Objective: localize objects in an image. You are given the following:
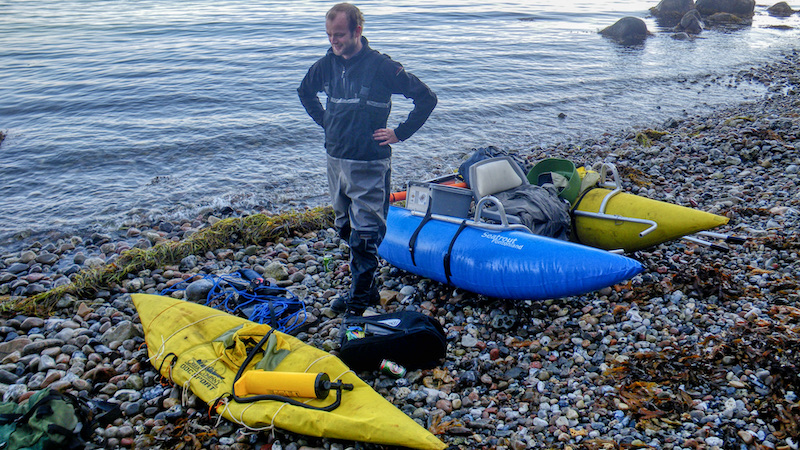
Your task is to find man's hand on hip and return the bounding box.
[373,128,399,146]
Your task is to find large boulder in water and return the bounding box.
[767,1,796,16]
[675,9,704,34]
[705,11,748,24]
[650,0,697,25]
[695,0,755,17]
[599,17,651,45]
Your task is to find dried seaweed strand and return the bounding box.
[1,207,333,316]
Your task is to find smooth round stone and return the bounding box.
[125,374,144,390]
[0,369,19,385]
[6,263,29,275]
[47,380,72,392]
[461,335,478,347]
[104,426,119,438]
[185,278,214,301]
[99,384,118,395]
[114,389,142,402]
[122,401,141,417]
[72,379,91,391]
[35,253,59,265]
[54,328,75,342]
[20,317,45,331]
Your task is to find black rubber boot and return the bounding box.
[330,294,365,316]
[329,286,381,315]
[329,231,381,315]
[348,230,380,307]
[337,223,351,241]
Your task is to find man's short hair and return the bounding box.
[326,3,364,33]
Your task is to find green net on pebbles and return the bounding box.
[1,207,334,316]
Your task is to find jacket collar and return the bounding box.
[327,37,371,66]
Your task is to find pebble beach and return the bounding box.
[1,48,799,450]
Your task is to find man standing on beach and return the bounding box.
[298,3,437,315]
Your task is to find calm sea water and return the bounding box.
[1,0,798,247]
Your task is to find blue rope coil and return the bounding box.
[161,270,307,334]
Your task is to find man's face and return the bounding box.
[326,12,361,59]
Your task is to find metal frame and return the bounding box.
[403,161,747,253]
[572,162,658,238]
[467,156,529,227]
[576,162,746,251]
[408,194,532,234]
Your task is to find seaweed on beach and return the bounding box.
[603,305,800,439]
[1,207,334,316]
[759,233,800,252]
[617,166,653,187]
[673,262,738,300]
[143,417,219,449]
[626,257,739,304]
[633,129,669,148]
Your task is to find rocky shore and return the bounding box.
[1,50,799,450]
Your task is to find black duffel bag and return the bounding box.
[338,311,447,372]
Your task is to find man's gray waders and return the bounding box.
[327,155,391,309]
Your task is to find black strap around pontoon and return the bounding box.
[408,201,433,266]
[443,220,469,285]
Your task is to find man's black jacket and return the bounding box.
[298,37,437,161]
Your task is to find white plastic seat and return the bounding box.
[468,156,529,226]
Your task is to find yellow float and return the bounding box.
[569,163,729,252]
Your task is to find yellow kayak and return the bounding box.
[132,293,446,450]
[572,188,729,252]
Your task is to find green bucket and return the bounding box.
[527,158,581,205]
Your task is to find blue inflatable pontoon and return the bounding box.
[379,205,642,300]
